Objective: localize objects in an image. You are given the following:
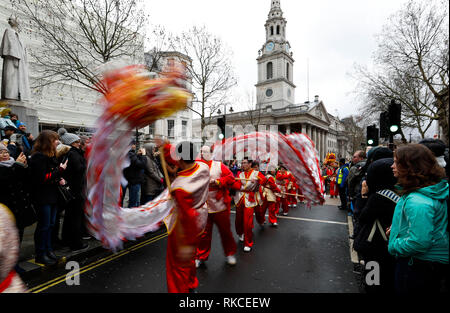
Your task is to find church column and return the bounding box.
[286,124,291,135]
[313,126,317,147]
[317,129,322,160]
[322,130,325,161]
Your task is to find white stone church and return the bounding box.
[193,0,355,161]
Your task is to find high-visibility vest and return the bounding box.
[337,166,348,185]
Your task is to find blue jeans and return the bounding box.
[34,204,58,257]
[143,194,157,204]
[127,184,141,208]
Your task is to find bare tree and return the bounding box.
[11,0,148,95]
[144,25,173,74]
[237,90,264,130]
[352,0,449,143]
[170,26,237,141]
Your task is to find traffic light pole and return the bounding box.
[388,133,394,151]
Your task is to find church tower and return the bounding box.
[256,0,295,110]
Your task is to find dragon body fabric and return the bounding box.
[212,131,324,207]
[85,65,190,251]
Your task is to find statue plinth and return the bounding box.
[4,99,39,137]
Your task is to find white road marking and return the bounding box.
[230,210,347,226]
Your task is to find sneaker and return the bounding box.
[282,212,288,216]
[243,246,251,252]
[271,222,278,227]
[226,255,237,265]
[293,204,297,208]
[238,235,244,242]
[35,255,57,266]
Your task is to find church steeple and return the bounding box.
[265,0,287,42]
[256,0,295,110]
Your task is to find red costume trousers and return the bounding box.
[281,197,289,214]
[330,180,339,197]
[166,232,199,293]
[287,193,297,205]
[196,209,237,260]
[255,203,266,225]
[257,201,278,224]
[235,201,255,248]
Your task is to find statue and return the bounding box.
[1,16,31,101]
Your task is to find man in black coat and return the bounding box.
[122,141,147,208]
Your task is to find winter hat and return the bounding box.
[57,128,80,145]
[0,143,7,151]
[3,125,16,132]
[366,158,396,194]
[419,138,447,168]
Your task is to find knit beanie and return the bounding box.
[0,143,7,151]
[57,128,80,145]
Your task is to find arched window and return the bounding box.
[267,62,273,79]
[276,25,280,35]
[270,26,274,36]
[286,63,290,80]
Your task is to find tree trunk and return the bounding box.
[437,96,449,145]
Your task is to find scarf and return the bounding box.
[0,157,14,167]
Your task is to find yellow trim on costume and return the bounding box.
[177,163,199,177]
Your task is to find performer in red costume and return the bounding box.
[328,164,339,198]
[161,141,210,293]
[276,165,290,216]
[286,170,298,208]
[232,157,266,252]
[259,164,282,226]
[195,146,237,268]
[252,162,266,228]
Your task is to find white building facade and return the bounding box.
[143,51,194,144]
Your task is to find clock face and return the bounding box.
[266,42,274,52]
[266,88,273,97]
[285,43,290,52]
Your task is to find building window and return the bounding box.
[149,123,155,137]
[270,26,274,36]
[276,25,280,35]
[286,63,289,80]
[167,120,175,139]
[267,62,273,79]
[181,120,188,139]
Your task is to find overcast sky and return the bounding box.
[144,0,411,120]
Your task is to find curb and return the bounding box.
[18,227,167,283]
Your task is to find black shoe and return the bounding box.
[35,255,57,266]
[71,242,89,253]
[47,251,59,261]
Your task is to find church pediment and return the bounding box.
[307,101,331,124]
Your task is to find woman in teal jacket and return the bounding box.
[389,144,448,293]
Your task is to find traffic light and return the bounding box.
[379,111,389,138]
[366,125,379,146]
[388,100,401,134]
[217,115,226,140]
